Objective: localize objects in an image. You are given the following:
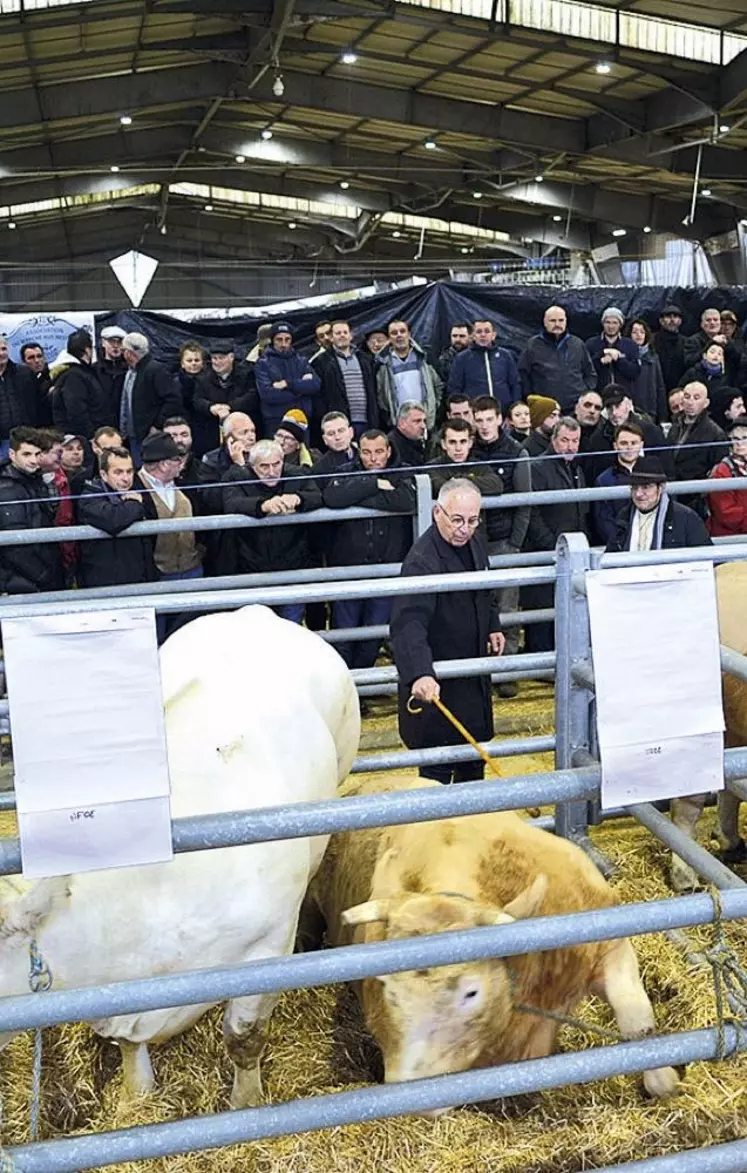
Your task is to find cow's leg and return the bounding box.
[223,993,278,1109]
[119,1040,155,1098]
[717,789,745,860]
[669,794,707,891]
[591,940,679,1099]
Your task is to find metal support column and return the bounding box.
[414,473,433,538]
[554,533,593,840]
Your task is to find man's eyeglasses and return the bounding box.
[443,513,480,529]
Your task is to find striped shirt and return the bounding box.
[335,347,368,422]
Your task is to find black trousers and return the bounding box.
[419,760,485,785]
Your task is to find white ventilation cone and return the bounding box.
[109,250,159,308]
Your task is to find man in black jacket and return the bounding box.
[391,477,505,784]
[163,416,212,515]
[472,396,531,691]
[77,447,158,588]
[52,329,111,438]
[685,307,742,386]
[605,456,711,552]
[191,342,259,456]
[0,338,43,458]
[653,304,688,392]
[312,412,357,479]
[584,386,671,484]
[524,416,589,653]
[0,426,61,594]
[669,380,728,517]
[430,418,504,500]
[387,401,429,467]
[120,332,183,460]
[222,439,322,622]
[313,321,379,440]
[93,326,128,421]
[324,429,415,669]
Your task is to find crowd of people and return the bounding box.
[0,301,743,680]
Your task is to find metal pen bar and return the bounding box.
[0,566,557,621]
[350,652,556,687]
[595,1136,747,1172]
[601,542,747,568]
[571,660,596,689]
[321,607,555,645]
[0,767,603,876]
[629,802,746,890]
[351,734,557,773]
[7,1026,747,1173]
[720,645,747,683]
[2,889,747,1033]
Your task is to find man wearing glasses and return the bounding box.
[391,478,505,785]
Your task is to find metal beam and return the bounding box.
[721,47,747,111]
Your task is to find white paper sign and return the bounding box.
[2,609,173,876]
[587,562,725,808]
[18,797,173,878]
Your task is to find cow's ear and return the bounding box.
[341,899,392,927]
[503,874,547,921]
[0,877,71,939]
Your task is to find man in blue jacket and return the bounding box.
[586,307,640,393]
[447,319,520,410]
[254,322,321,438]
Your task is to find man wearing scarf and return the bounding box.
[605,456,710,553]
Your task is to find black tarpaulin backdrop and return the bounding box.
[96,283,747,367]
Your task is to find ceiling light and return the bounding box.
[110,165,120,173]
[595,61,611,74]
[720,124,731,133]
[535,174,544,183]
[341,50,358,64]
[339,180,350,189]
[552,214,563,222]
[392,230,401,238]
[424,138,437,150]
[288,221,297,229]
[611,228,626,237]
[7,221,16,229]
[643,225,652,233]
[701,187,712,197]
[235,154,245,164]
[272,74,284,97]
[160,225,167,235]
[261,128,273,141]
[119,114,132,126]
[473,191,483,199]
[204,204,213,212]
[460,246,470,254]
[522,236,533,243]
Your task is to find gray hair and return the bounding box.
[437,477,481,507]
[552,416,580,440]
[221,411,253,439]
[249,439,283,467]
[397,400,426,422]
[122,332,149,357]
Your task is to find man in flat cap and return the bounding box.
[94,325,128,421]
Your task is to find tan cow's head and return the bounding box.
[342,874,546,1092]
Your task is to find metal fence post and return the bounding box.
[554,532,592,841]
[414,473,433,538]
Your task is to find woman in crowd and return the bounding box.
[505,400,531,442]
[707,417,747,537]
[682,340,733,396]
[624,319,667,423]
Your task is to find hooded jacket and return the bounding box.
[447,342,521,410]
[51,352,112,437]
[254,346,321,438]
[375,341,444,430]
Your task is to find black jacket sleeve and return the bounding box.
[78,491,147,536]
[390,552,438,686]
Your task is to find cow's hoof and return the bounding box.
[720,838,747,865]
[670,857,700,892]
[643,1065,680,1099]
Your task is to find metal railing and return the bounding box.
[0,533,745,1171]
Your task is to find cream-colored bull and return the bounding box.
[307,775,679,1108]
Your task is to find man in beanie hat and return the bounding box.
[586,307,640,393]
[274,409,320,467]
[518,305,597,412]
[138,430,203,639]
[605,455,710,553]
[520,394,560,457]
[653,304,688,392]
[255,321,321,439]
[51,329,111,439]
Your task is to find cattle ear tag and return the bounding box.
[341,899,392,927]
[503,874,548,921]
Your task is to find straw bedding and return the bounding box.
[1,682,746,1172]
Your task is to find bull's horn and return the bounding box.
[504,874,548,920]
[341,899,392,926]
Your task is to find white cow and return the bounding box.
[0,606,359,1107]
